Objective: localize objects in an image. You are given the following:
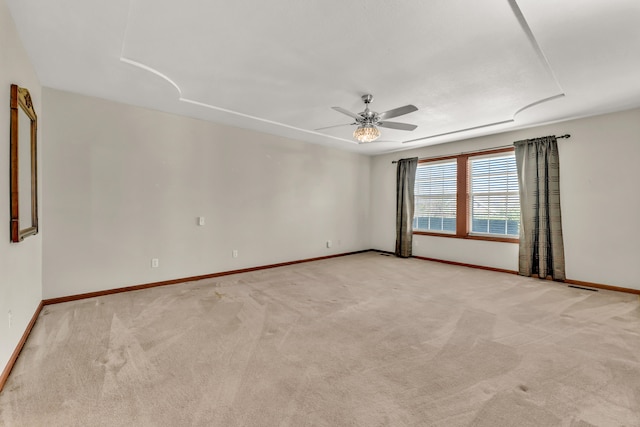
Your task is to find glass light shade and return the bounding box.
[353,124,380,143]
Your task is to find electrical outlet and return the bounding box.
[232,249,238,258]
[151,258,159,268]
[326,240,332,248]
[198,216,205,226]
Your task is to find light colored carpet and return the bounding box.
[1,252,639,426]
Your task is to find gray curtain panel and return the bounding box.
[514,136,566,281]
[395,157,418,258]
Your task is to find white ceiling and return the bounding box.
[7,0,640,155]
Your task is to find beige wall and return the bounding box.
[42,88,371,299]
[370,108,640,290]
[0,0,43,372]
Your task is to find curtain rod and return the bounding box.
[392,134,570,163]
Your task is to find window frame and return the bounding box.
[413,147,519,243]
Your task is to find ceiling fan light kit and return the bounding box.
[327,94,418,144]
[353,124,381,143]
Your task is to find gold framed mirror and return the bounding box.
[10,84,38,242]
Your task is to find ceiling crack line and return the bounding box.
[402,119,514,144]
[178,97,354,144]
[514,93,566,117]
[120,57,183,96]
[508,0,565,93]
[119,56,354,144]
[402,93,566,144]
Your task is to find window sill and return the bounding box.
[413,231,519,244]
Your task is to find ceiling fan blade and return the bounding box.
[377,105,418,120]
[314,123,355,131]
[378,121,418,131]
[332,106,362,120]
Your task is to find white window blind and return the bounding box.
[413,160,457,233]
[470,154,520,237]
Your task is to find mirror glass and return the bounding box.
[18,106,32,227]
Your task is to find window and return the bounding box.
[413,160,457,233]
[470,154,520,237]
[413,148,520,242]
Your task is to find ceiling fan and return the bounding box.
[318,94,418,143]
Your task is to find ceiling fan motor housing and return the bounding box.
[359,95,376,124]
